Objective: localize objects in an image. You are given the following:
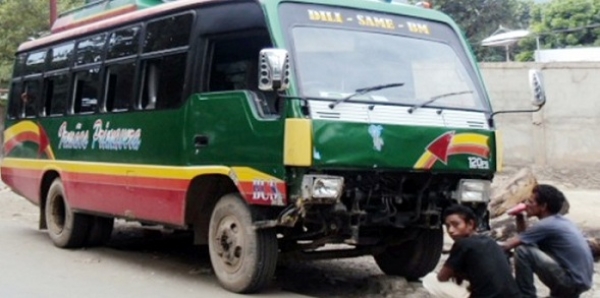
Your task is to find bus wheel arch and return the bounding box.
[185,174,238,245]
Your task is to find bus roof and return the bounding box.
[50,0,165,34]
[18,0,226,52]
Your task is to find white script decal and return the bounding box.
[57,120,142,151]
[92,120,142,151]
[58,122,89,150]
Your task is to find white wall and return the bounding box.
[480,62,600,168]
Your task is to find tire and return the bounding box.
[208,193,278,293]
[45,178,91,248]
[374,228,443,280]
[86,216,114,246]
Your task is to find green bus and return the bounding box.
[1,0,545,293]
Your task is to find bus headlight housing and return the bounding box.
[454,179,491,203]
[302,175,344,203]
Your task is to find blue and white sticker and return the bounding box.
[368,124,384,151]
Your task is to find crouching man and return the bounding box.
[424,205,521,298]
[500,184,593,298]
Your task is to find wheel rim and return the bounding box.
[49,194,66,234]
[213,215,245,274]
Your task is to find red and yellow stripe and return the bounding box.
[1,158,286,226]
[414,133,489,169]
[4,121,55,159]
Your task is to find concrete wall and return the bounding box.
[480,62,600,168]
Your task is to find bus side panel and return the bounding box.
[1,164,42,205]
[0,157,190,226]
[185,92,287,205]
[2,120,48,204]
[28,108,189,226]
[63,171,188,226]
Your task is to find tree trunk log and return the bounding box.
[488,168,538,219]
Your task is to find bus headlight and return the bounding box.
[454,179,491,203]
[302,175,344,203]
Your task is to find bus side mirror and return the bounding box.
[489,68,547,122]
[258,49,290,91]
[529,69,546,107]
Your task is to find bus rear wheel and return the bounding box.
[208,193,278,293]
[45,178,91,248]
[373,228,443,280]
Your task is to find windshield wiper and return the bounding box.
[407,90,474,114]
[328,82,404,109]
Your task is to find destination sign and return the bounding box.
[306,9,430,35]
[278,3,461,43]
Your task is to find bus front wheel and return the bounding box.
[373,228,443,280]
[45,178,91,248]
[208,193,278,293]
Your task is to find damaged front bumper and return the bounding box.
[254,174,345,229]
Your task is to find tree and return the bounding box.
[516,0,600,61]
[430,0,534,62]
[0,0,83,87]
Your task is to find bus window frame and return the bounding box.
[19,76,44,119]
[68,32,108,116]
[142,11,195,54]
[48,42,75,71]
[201,30,280,117]
[12,54,27,78]
[70,66,103,115]
[75,33,108,66]
[132,9,195,112]
[103,58,138,113]
[23,50,48,76]
[106,24,142,62]
[42,70,72,117]
[7,6,207,120]
[136,48,190,111]
[7,80,23,120]
[101,22,144,114]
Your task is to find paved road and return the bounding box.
[0,188,310,298]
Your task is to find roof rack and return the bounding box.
[51,0,168,33]
[369,0,432,8]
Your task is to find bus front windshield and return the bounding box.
[291,27,487,111]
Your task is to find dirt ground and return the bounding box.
[1,166,599,298]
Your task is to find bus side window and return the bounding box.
[139,53,186,110]
[49,43,74,71]
[42,79,53,117]
[7,82,22,119]
[44,73,69,116]
[12,54,26,78]
[76,34,107,66]
[21,80,41,118]
[105,62,135,112]
[140,61,158,110]
[107,26,140,60]
[24,51,47,75]
[72,68,100,114]
[143,13,192,53]
[207,34,277,115]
